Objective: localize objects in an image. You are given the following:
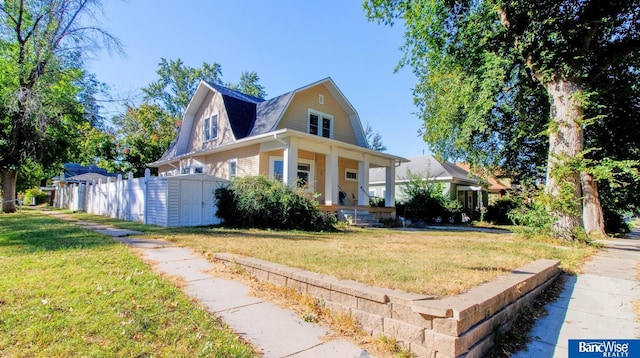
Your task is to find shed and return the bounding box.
[146,174,229,227]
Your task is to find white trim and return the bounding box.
[307,109,333,139]
[269,156,284,181]
[297,159,315,192]
[227,158,237,180]
[203,113,219,142]
[150,128,407,168]
[268,155,315,192]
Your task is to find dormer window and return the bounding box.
[203,114,218,142]
[308,110,332,138]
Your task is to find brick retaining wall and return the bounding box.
[214,253,560,357]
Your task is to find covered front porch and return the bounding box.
[258,130,404,213]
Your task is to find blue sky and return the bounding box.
[88,1,430,158]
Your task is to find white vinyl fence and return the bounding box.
[54,170,228,227]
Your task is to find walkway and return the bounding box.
[40,210,372,358]
[513,229,640,358]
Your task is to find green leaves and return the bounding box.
[111,103,178,177]
[142,58,223,118]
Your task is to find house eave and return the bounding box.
[148,128,407,168]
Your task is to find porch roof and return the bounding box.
[148,128,407,168]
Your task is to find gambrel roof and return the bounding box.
[152,78,368,166]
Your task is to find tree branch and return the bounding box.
[590,37,640,79]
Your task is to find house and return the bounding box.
[369,155,488,217]
[454,163,512,205]
[148,78,406,216]
[52,163,120,208]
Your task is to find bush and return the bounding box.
[507,191,555,236]
[603,209,631,235]
[485,195,522,224]
[215,175,336,231]
[369,196,385,207]
[23,188,49,205]
[399,170,461,223]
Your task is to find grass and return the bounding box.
[0,210,257,357]
[66,209,597,298]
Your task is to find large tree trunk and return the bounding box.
[1,169,18,213]
[581,171,606,237]
[545,79,584,240]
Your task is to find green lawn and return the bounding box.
[68,210,597,298]
[0,211,257,357]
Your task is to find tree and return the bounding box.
[227,71,267,99]
[111,103,177,177]
[583,57,640,233]
[364,122,387,151]
[365,0,640,239]
[74,121,118,172]
[0,0,120,213]
[142,58,223,118]
[118,59,268,175]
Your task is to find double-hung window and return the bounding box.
[228,159,237,180]
[308,110,332,139]
[269,157,314,191]
[203,114,218,141]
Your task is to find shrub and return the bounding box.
[369,196,385,207]
[23,188,49,205]
[603,209,631,235]
[399,170,461,223]
[486,195,522,224]
[507,190,555,236]
[215,175,335,231]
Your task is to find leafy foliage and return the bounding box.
[507,195,555,237]
[364,122,387,152]
[23,188,48,205]
[111,104,178,176]
[485,195,522,225]
[397,170,461,223]
[142,58,223,118]
[226,71,267,99]
[215,175,336,231]
[364,0,640,238]
[0,0,121,212]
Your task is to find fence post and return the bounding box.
[98,178,104,216]
[116,175,122,219]
[91,179,96,214]
[143,169,150,225]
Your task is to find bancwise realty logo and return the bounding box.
[569,340,640,357]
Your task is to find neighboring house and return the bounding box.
[369,155,488,216]
[148,78,406,212]
[454,163,512,205]
[51,163,120,208]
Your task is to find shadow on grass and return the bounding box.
[167,226,336,242]
[58,209,340,242]
[0,212,116,253]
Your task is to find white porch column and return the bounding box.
[357,155,370,206]
[324,146,338,205]
[385,161,396,207]
[283,137,298,188]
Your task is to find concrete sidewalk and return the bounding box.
[513,229,640,358]
[40,210,373,358]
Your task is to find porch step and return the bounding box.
[337,210,384,228]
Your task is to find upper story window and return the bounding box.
[203,114,218,142]
[308,110,332,139]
